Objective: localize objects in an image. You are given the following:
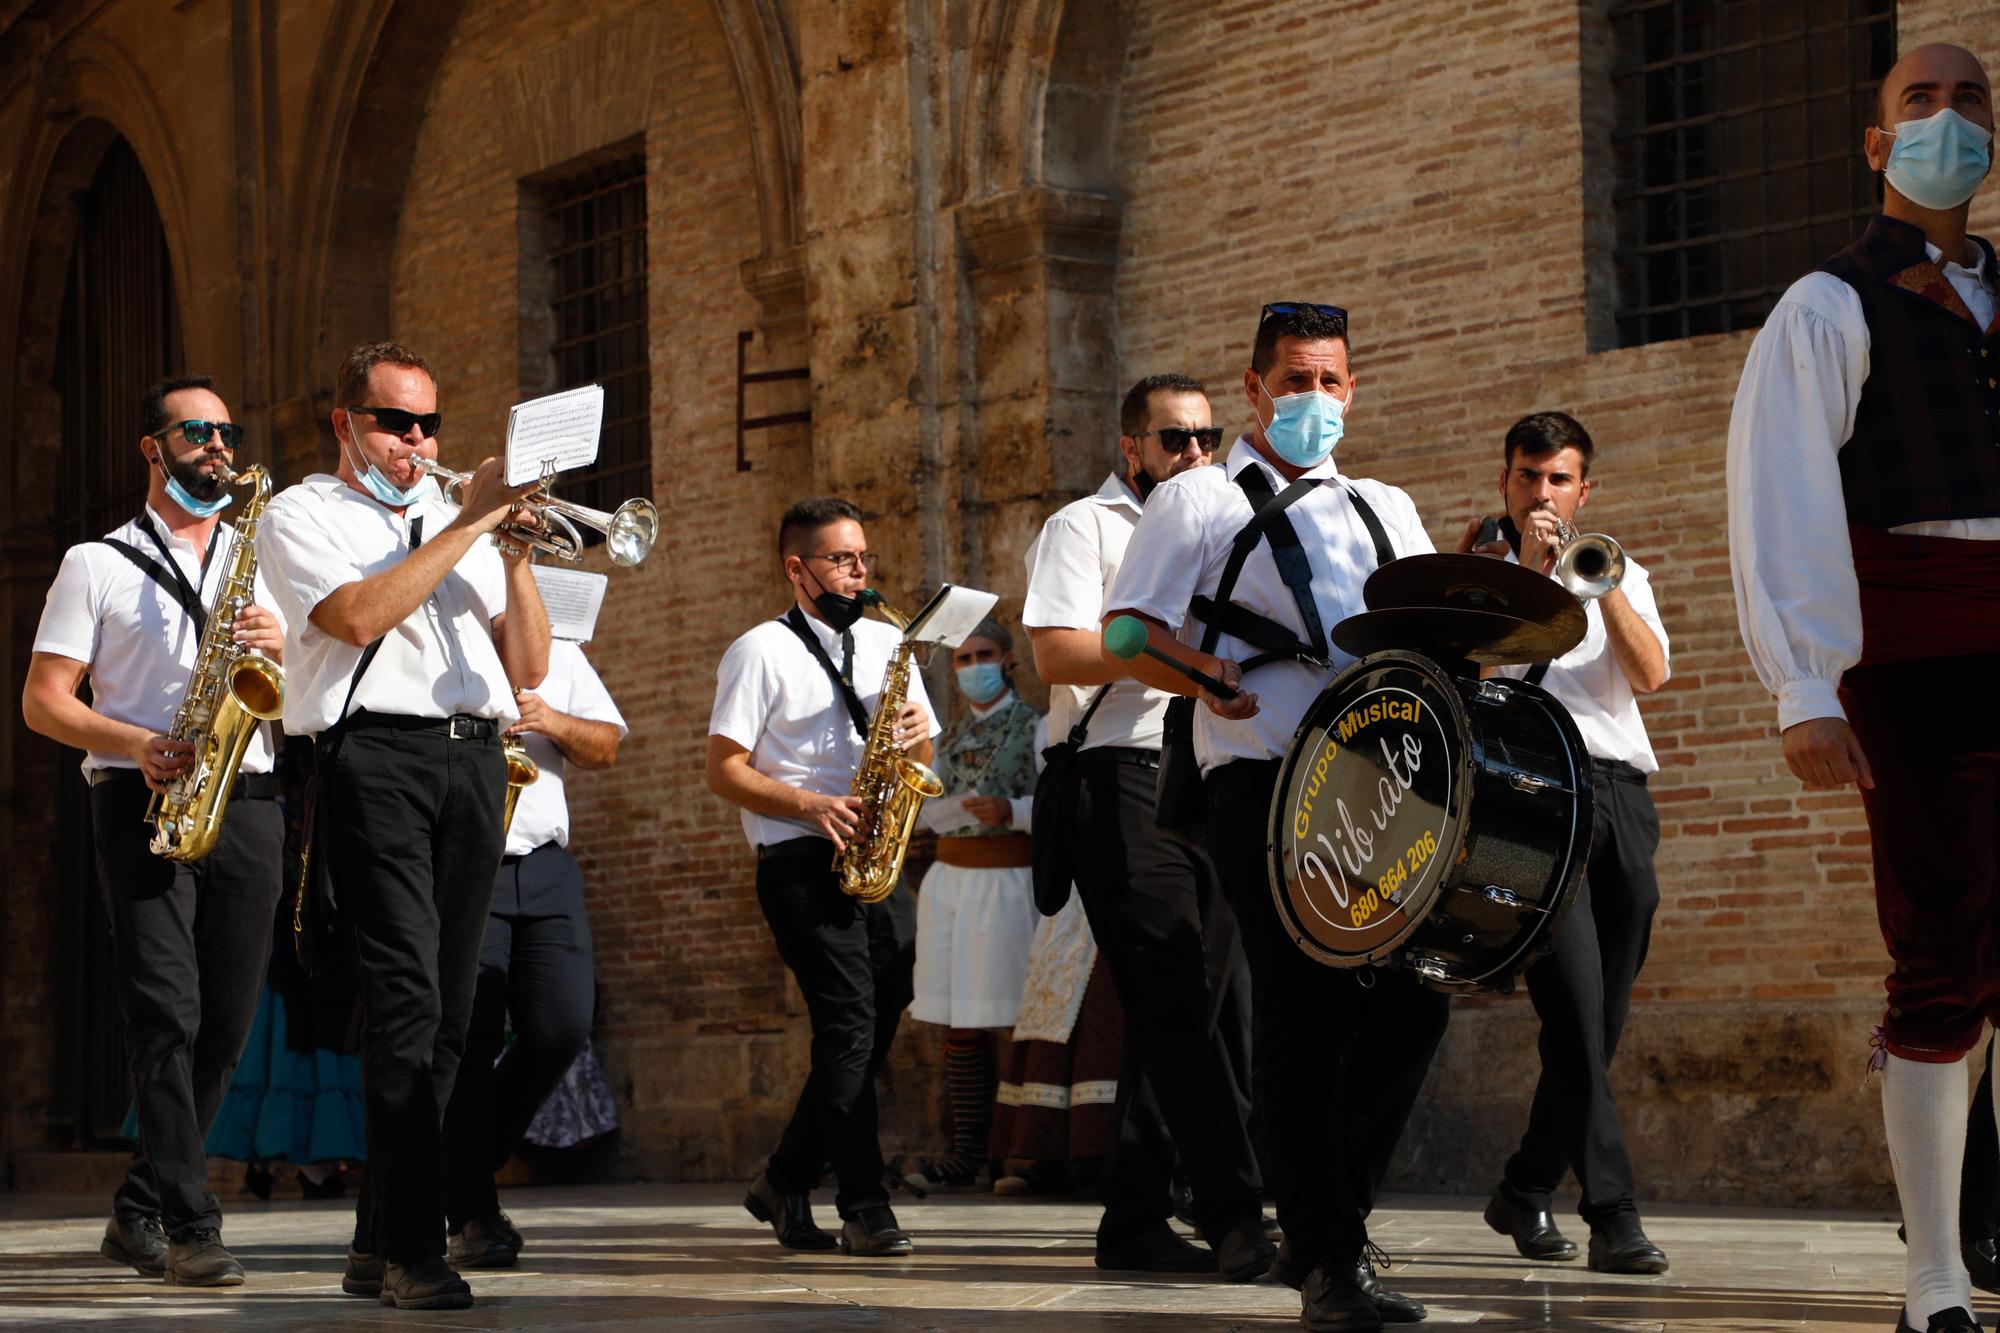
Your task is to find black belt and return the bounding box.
[344,711,498,741]
[1083,745,1161,769]
[87,768,280,801]
[1591,757,1648,785]
[500,840,559,866]
[757,835,833,861]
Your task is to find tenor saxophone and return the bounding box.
[834,591,944,903]
[147,465,286,862]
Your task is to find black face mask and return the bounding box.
[1131,465,1158,502]
[801,563,868,630]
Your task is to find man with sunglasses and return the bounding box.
[1104,304,1444,1331]
[256,341,550,1311]
[1023,373,1270,1278]
[24,374,287,1288]
[706,497,936,1257]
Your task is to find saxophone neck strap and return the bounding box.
[782,604,870,740]
[99,530,212,639]
[329,515,420,737]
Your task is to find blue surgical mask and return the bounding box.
[164,473,232,518]
[1884,108,1994,211]
[1259,379,1346,468]
[342,424,435,508]
[956,661,1007,705]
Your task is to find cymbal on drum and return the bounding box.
[1365,552,1579,623]
[1331,606,1584,667]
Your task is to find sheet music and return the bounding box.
[531,565,609,642]
[904,583,999,648]
[506,385,604,485]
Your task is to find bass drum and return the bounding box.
[1265,650,1594,994]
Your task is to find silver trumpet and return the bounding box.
[1551,516,1625,601]
[412,457,659,567]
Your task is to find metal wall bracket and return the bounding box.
[735,329,810,473]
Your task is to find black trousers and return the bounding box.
[1066,748,1262,1240]
[91,772,283,1241]
[1965,1036,2000,1241]
[757,837,914,1218]
[441,841,596,1230]
[1503,760,1661,1223]
[326,722,505,1263]
[1205,758,1451,1271]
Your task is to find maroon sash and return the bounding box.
[1850,522,2000,667]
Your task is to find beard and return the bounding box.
[164,451,228,501]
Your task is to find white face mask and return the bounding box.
[1883,107,1995,211]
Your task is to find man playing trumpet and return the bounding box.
[257,342,549,1310]
[1458,410,1671,1276]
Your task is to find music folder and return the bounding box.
[902,583,998,648]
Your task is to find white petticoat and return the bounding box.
[909,860,1039,1029]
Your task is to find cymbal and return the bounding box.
[1331,606,1585,667]
[1365,553,1578,626]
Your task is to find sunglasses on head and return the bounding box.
[156,419,244,450]
[1135,426,1224,453]
[349,406,442,438]
[1259,301,1349,327]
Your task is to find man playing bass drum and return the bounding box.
[705,497,937,1258]
[1103,302,1440,1333]
[23,375,286,1288]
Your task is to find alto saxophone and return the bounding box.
[147,465,286,862]
[835,591,944,903]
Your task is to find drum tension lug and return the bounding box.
[1480,884,1523,908]
[1476,680,1514,704]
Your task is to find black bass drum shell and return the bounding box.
[1265,650,1594,993]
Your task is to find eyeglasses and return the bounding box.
[1259,301,1348,326]
[349,406,442,439]
[155,419,244,450]
[1135,426,1224,453]
[805,551,880,575]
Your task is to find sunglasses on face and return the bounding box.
[349,406,442,439]
[157,419,244,450]
[1135,426,1224,453]
[1259,300,1349,326]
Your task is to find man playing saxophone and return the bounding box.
[22,375,286,1288]
[256,342,550,1311]
[705,497,937,1257]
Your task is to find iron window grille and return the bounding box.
[1610,0,1895,347]
[545,153,651,527]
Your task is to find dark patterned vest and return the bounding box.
[1819,215,2000,528]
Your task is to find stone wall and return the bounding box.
[3,0,1998,1208]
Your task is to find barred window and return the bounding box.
[542,151,650,525]
[1610,0,1895,347]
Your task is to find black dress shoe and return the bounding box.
[100,1214,168,1276]
[1894,1306,1981,1333]
[494,1208,523,1252]
[1355,1252,1426,1323]
[1095,1221,1218,1273]
[1484,1183,1579,1261]
[1301,1262,1386,1332]
[1965,1236,2000,1295]
[1204,1215,1276,1283]
[839,1205,913,1256]
[164,1228,245,1286]
[379,1255,472,1310]
[447,1213,519,1269]
[1587,1210,1669,1274]
[744,1171,837,1251]
[341,1246,382,1297]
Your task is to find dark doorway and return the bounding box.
[48,135,185,1147]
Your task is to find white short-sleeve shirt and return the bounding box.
[1106,436,1434,774]
[256,474,518,736]
[1023,472,1177,751]
[1493,553,1669,773]
[709,606,942,850]
[506,639,629,856]
[32,505,285,777]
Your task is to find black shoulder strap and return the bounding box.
[327,516,419,737]
[100,537,209,638]
[782,605,870,740]
[1343,486,1395,567]
[1524,661,1552,688]
[1187,468,1327,672]
[1065,685,1111,747]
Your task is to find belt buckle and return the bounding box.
[448,715,477,741]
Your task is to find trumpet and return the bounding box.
[1550,517,1625,602]
[411,457,659,567]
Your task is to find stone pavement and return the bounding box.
[0,1181,1945,1330]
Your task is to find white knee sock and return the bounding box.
[1883,1051,1972,1324]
